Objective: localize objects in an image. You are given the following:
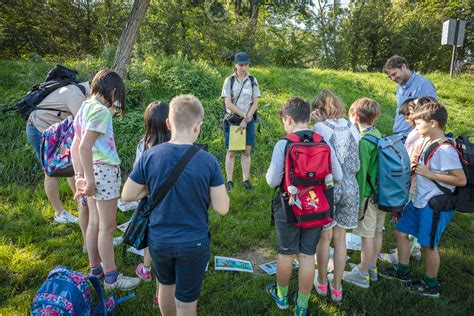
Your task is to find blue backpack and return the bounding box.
[31,265,135,315]
[362,134,411,212]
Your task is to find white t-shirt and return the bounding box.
[413,143,462,208]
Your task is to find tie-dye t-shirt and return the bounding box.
[74,97,120,165]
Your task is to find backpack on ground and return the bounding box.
[40,116,75,177]
[424,136,474,213]
[17,64,86,120]
[277,130,334,228]
[362,134,411,212]
[31,265,135,315]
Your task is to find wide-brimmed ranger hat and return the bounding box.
[235,52,250,65]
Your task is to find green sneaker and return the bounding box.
[266,282,289,310]
[293,293,308,316]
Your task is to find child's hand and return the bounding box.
[74,177,87,199]
[83,182,96,196]
[415,164,432,178]
[310,109,323,123]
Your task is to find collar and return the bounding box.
[401,72,417,89]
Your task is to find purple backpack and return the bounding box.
[31,265,134,315]
[40,117,75,177]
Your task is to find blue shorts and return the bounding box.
[396,201,454,248]
[224,119,255,150]
[26,122,42,163]
[148,235,210,303]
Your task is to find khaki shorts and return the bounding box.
[353,198,386,238]
[92,164,121,201]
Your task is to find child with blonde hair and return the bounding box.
[311,90,360,302]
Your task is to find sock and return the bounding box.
[423,275,438,288]
[277,284,288,299]
[142,265,152,273]
[105,269,119,284]
[296,292,310,309]
[90,263,103,276]
[396,263,410,274]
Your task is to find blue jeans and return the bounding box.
[26,122,42,163]
[148,235,210,302]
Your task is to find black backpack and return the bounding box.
[17,64,86,120]
[425,135,474,213]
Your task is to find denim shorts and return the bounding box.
[224,119,255,149]
[148,235,210,302]
[26,122,42,163]
[396,201,454,248]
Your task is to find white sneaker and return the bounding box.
[113,236,123,246]
[104,274,141,291]
[343,266,370,289]
[54,210,78,224]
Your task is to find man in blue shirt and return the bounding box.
[383,55,437,138]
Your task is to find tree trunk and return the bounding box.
[112,0,150,79]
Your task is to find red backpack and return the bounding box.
[281,131,334,228]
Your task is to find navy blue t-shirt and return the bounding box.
[129,143,224,243]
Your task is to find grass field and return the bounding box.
[0,57,473,315]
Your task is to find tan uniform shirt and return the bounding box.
[221,73,260,115]
[28,82,90,132]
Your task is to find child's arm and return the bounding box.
[78,130,100,196]
[266,140,286,188]
[122,177,148,202]
[210,185,229,215]
[415,165,466,187]
[71,135,85,198]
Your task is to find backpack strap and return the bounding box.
[85,275,107,315]
[322,120,336,130]
[361,134,379,146]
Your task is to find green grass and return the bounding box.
[0,57,473,315]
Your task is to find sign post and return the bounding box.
[441,19,466,77]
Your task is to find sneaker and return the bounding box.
[113,236,123,246]
[378,266,412,283]
[327,274,343,302]
[409,279,440,298]
[153,291,159,308]
[368,266,378,282]
[135,263,152,281]
[293,293,307,316]
[266,282,289,310]
[313,269,328,296]
[378,252,399,265]
[104,274,141,291]
[54,210,78,224]
[243,180,253,191]
[343,266,370,289]
[225,181,234,192]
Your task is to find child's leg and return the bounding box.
[86,197,100,269]
[144,247,152,267]
[241,145,251,181]
[371,231,383,266]
[225,150,237,182]
[276,254,294,289]
[316,228,332,284]
[297,253,315,295]
[67,176,88,243]
[44,174,64,216]
[158,283,177,316]
[360,236,374,274]
[96,199,118,272]
[332,226,347,289]
[423,247,440,278]
[396,231,411,265]
[175,298,197,316]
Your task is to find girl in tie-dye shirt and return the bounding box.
[71,69,140,291]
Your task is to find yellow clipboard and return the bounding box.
[229,125,246,151]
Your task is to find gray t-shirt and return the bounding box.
[221,73,260,115]
[413,142,462,208]
[266,129,343,188]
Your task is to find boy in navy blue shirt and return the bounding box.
[122,94,229,315]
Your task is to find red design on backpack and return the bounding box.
[283,132,334,228]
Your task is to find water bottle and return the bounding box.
[325,173,334,189]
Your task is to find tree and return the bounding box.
[112,0,150,78]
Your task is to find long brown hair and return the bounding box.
[90,68,126,116]
[144,101,171,148]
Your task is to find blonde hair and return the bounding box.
[311,89,345,120]
[169,94,204,131]
[349,98,381,125]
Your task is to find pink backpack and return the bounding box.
[40,117,75,177]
